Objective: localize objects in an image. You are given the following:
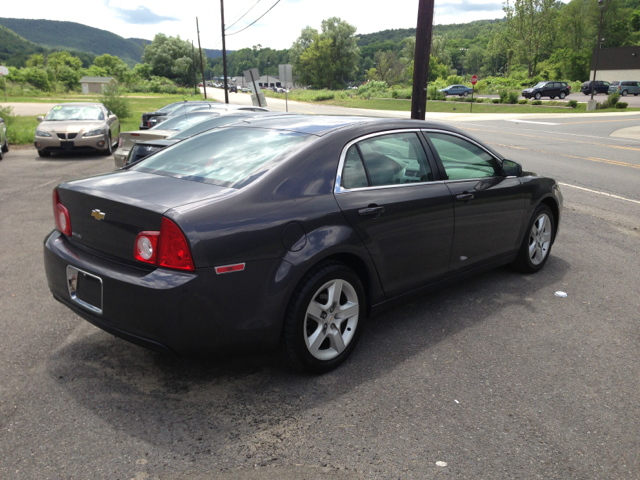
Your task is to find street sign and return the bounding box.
[471,75,478,85]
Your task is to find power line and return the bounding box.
[225,0,263,31]
[225,0,282,36]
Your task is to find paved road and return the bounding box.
[1,113,639,479]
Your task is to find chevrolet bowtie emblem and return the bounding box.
[91,209,105,221]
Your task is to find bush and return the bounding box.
[312,90,335,101]
[597,92,620,109]
[507,91,519,104]
[616,102,628,109]
[567,100,577,108]
[532,100,542,105]
[492,98,500,104]
[446,75,464,85]
[99,83,132,119]
[475,98,484,103]
[498,90,509,103]
[518,99,528,105]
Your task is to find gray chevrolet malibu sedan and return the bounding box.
[35,103,120,157]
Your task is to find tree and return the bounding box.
[57,66,81,91]
[47,51,82,74]
[25,54,45,68]
[93,54,128,80]
[142,34,195,85]
[372,51,407,85]
[292,18,359,88]
[504,0,558,77]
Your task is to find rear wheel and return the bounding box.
[462,91,469,97]
[559,92,566,99]
[282,261,365,373]
[512,204,555,273]
[37,150,51,158]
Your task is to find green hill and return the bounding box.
[0,17,143,66]
[0,24,47,66]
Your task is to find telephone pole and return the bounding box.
[191,41,198,96]
[411,0,435,120]
[196,17,207,99]
[220,0,229,104]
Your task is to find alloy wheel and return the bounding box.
[303,279,359,361]
[529,213,552,266]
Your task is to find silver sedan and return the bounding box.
[34,103,120,157]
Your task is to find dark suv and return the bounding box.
[522,81,571,100]
[580,80,610,95]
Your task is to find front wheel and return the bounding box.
[37,150,51,158]
[621,90,628,97]
[282,261,365,373]
[512,204,555,273]
[535,93,542,100]
[101,134,113,156]
[1,136,8,153]
[559,92,566,99]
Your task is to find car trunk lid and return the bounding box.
[57,170,235,264]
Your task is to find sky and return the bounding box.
[2,0,510,52]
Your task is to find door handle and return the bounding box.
[358,206,385,216]
[456,193,474,202]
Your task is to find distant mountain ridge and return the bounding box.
[0,18,225,66]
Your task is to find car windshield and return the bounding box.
[169,115,252,139]
[46,105,104,121]
[533,82,547,88]
[150,112,220,131]
[130,127,313,188]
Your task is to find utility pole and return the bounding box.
[411,0,435,120]
[590,0,607,102]
[191,41,198,96]
[220,0,229,104]
[196,17,207,99]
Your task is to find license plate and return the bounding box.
[66,266,103,314]
[60,141,74,148]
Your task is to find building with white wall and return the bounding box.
[590,46,640,83]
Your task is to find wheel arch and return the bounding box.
[539,196,560,243]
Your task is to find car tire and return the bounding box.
[560,92,566,99]
[550,96,556,100]
[0,148,2,161]
[512,204,555,274]
[463,91,469,97]
[622,90,628,96]
[1,136,8,153]
[535,93,542,100]
[282,261,366,373]
[101,134,113,156]
[37,150,51,158]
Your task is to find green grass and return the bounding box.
[3,93,209,144]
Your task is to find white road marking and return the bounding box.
[559,183,640,205]
[505,119,560,125]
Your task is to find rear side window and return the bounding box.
[131,127,312,188]
[427,133,500,180]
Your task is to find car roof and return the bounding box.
[52,103,103,107]
[225,115,463,137]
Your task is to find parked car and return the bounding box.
[522,81,571,100]
[229,85,238,93]
[34,103,120,158]
[241,86,249,93]
[44,116,562,373]
[0,115,8,161]
[114,110,223,168]
[141,101,219,130]
[439,84,474,97]
[124,112,292,166]
[580,80,610,95]
[608,81,640,96]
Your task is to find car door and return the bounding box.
[334,130,454,299]
[423,130,525,272]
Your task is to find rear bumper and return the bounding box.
[44,230,292,356]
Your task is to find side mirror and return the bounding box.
[37,116,44,123]
[502,159,522,177]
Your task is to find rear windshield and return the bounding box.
[151,112,219,131]
[610,81,620,86]
[130,127,313,188]
[170,115,251,139]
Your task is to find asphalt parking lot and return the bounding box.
[1,112,639,479]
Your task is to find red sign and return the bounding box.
[471,75,478,85]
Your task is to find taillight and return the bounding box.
[52,189,72,236]
[133,218,194,271]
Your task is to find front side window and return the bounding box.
[341,132,433,189]
[426,132,500,180]
[131,127,312,188]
